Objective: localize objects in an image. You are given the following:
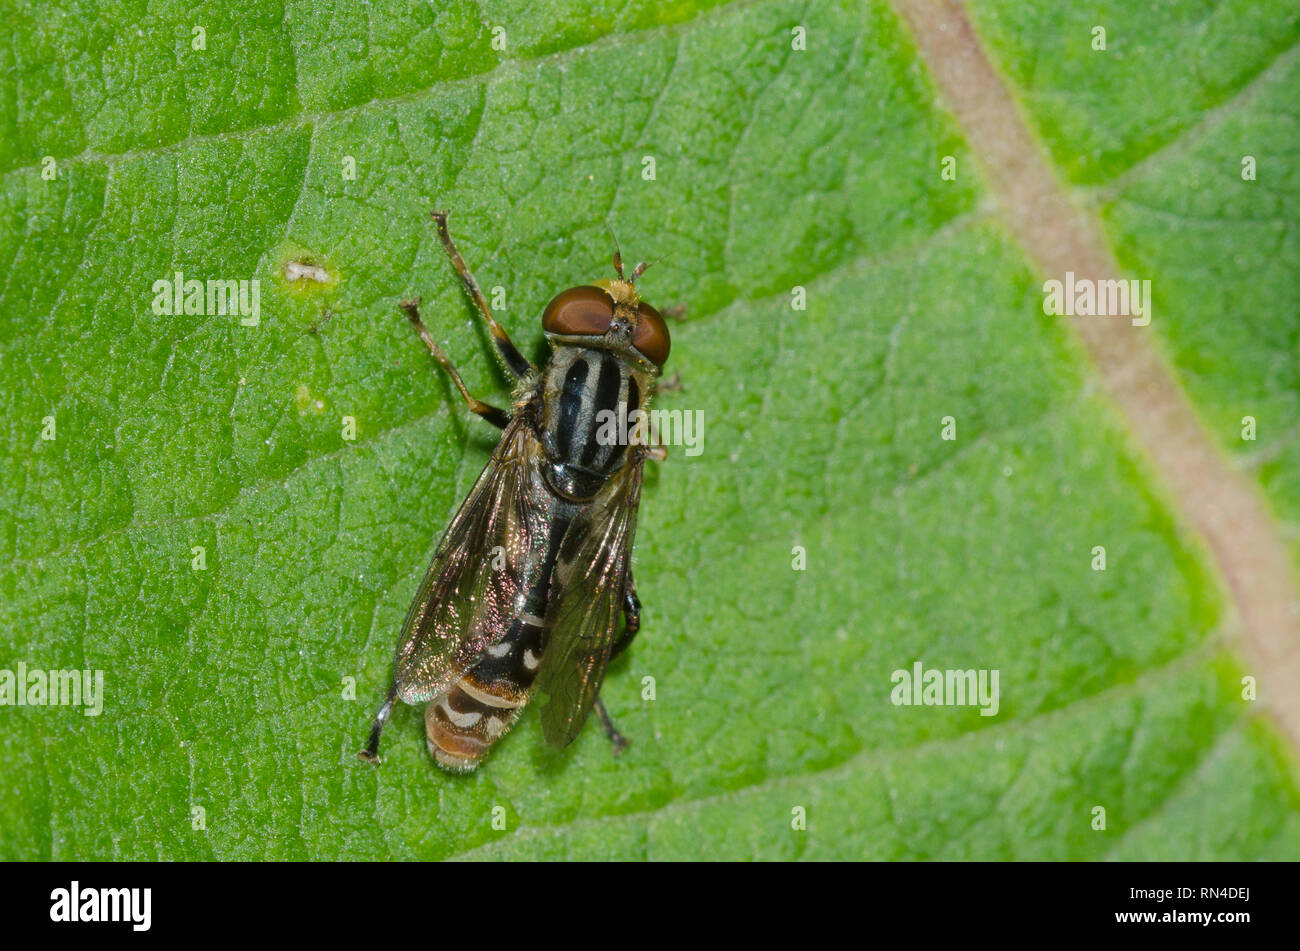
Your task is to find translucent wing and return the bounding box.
[536,454,645,747]
[392,413,544,704]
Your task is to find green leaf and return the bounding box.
[2,0,1298,860]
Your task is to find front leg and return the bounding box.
[431,211,536,380]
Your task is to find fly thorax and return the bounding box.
[540,346,647,500]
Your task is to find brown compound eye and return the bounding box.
[542,286,615,337]
[632,301,671,367]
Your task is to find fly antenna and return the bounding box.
[629,253,669,284]
[606,222,625,280]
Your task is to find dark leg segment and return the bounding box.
[399,298,511,430]
[611,583,641,660]
[431,211,535,380]
[592,582,642,757]
[594,697,630,756]
[359,681,399,763]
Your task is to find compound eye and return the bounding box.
[632,301,671,367]
[542,286,615,337]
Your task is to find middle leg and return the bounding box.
[399,298,511,430]
[592,580,643,756]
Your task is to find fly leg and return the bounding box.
[399,298,510,430]
[612,583,641,659]
[594,698,630,756]
[358,681,399,764]
[593,583,642,756]
[431,210,536,380]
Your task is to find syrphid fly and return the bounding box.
[359,211,670,772]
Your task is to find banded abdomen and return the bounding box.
[424,508,570,771]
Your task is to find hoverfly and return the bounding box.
[359,211,670,772]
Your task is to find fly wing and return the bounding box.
[536,454,645,748]
[392,413,544,704]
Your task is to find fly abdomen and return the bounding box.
[425,611,551,771]
[423,495,569,772]
[425,673,526,772]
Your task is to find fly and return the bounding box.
[358,211,671,772]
